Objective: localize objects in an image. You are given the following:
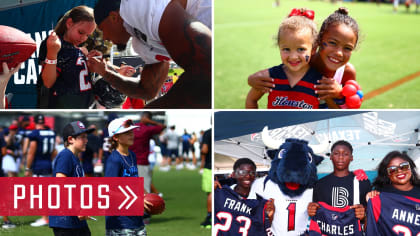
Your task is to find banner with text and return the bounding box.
[0,177,143,216]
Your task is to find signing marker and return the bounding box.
[88,217,97,221]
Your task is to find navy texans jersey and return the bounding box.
[28,129,56,175]
[366,192,420,236]
[214,185,273,236]
[39,38,93,108]
[267,64,322,109]
[309,202,363,236]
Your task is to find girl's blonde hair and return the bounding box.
[277,10,318,48]
[55,5,95,38]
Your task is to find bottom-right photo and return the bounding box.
[213,111,420,236]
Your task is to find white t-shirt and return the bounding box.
[250,176,313,236]
[120,0,211,64]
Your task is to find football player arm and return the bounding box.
[146,0,211,108]
[93,59,169,100]
[0,62,21,109]
[200,143,209,169]
[24,140,37,176]
[246,88,264,109]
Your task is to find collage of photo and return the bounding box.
[0,0,420,235]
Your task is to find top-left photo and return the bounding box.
[0,0,212,109]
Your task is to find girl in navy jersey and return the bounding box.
[246,8,321,109]
[248,7,361,109]
[105,118,151,236]
[38,6,101,108]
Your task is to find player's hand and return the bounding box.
[314,76,343,100]
[46,31,61,57]
[248,70,274,93]
[1,62,21,82]
[117,65,136,77]
[87,57,107,76]
[87,49,102,59]
[214,180,222,189]
[78,215,89,220]
[350,204,365,220]
[144,199,153,213]
[307,202,320,217]
[353,169,368,181]
[265,198,275,223]
[365,190,380,202]
[24,169,32,177]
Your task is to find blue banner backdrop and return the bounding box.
[0,0,97,108]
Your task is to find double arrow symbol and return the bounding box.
[118,185,138,210]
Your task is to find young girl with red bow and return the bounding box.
[248,8,362,109]
[246,8,322,109]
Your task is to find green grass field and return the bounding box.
[215,0,420,108]
[0,168,211,236]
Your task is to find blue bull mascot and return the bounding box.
[250,126,324,236]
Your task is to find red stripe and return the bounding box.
[273,78,315,89]
[405,195,420,203]
[371,195,381,222]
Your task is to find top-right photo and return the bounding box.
[215,0,420,109]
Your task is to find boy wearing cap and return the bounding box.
[26,114,57,227]
[49,121,95,236]
[105,117,151,235]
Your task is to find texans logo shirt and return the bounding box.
[366,192,420,236]
[309,202,363,236]
[267,64,322,109]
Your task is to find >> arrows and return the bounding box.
[118,185,138,210]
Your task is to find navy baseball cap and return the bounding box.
[63,121,95,141]
[35,114,45,124]
[94,0,121,25]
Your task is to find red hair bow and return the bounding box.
[288,8,315,20]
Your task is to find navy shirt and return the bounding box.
[309,202,363,236]
[28,129,56,175]
[105,150,144,229]
[366,191,420,235]
[39,38,93,108]
[49,148,87,229]
[214,185,271,236]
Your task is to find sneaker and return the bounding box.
[200,216,211,229]
[176,163,184,170]
[30,218,48,227]
[159,165,170,172]
[2,221,16,229]
[186,164,196,170]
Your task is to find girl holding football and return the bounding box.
[38,6,100,108]
[248,7,360,109]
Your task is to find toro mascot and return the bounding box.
[250,127,324,236]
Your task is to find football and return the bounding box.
[144,193,165,215]
[0,25,36,73]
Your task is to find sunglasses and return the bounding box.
[113,119,134,135]
[235,169,256,177]
[387,162,411,175]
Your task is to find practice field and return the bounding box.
[215,0,420,108]
[0,168,210,236]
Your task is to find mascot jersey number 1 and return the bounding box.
[250,127,324,236]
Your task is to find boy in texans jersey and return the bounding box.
[214,158,275,236]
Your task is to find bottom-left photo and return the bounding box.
[0,111,212,236]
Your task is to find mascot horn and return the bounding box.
[262,126,324,197]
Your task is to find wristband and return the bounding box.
[25,168,32,171]
[45,58,57,65]
[333,97,346,105]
